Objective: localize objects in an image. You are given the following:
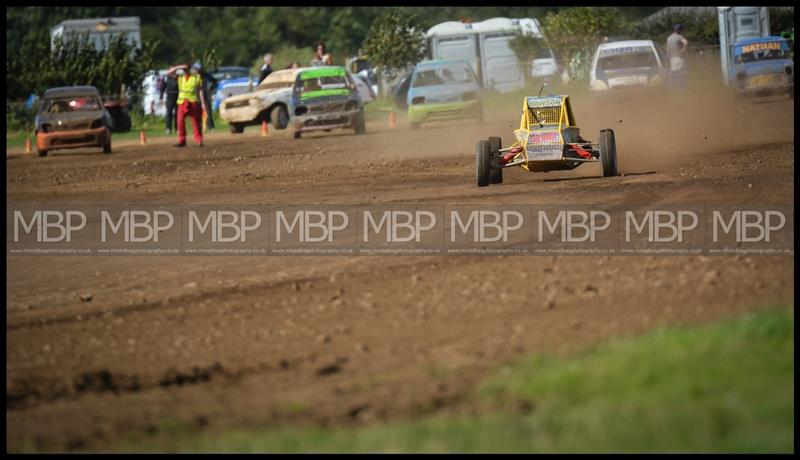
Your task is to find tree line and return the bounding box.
[7,6,793,102]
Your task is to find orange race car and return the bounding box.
[34,86,112,157]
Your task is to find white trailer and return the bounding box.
[718,7,770,85]
[50,17,142,52]
[472,18,525,93]
[427,17,554,93]
[426,21,481,81]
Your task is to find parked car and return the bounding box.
[291,66,366,139]
[211,66,251,82]
[589,40,664,95]
[34,86,112,157]
[730,37,794,98]
[406,59,483,130]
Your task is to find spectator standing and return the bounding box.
[259,53,274,84]
[666,24,689,90]
[192,61,218,131]
[310,42,333,67]
[161,68,180,134]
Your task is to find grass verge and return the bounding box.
[116,307,793,453]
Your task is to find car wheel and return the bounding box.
[272,105,289,130]
[293,131,301,140]
[476,139,492,187]
[599,129,618,177]
[229,123,245,134]
[37,148,48,158]
[488,136,503,184]
[102,140,112,154]
[354,109,367,135]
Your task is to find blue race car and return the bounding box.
[731,37,794,98]
[405,60,484,130]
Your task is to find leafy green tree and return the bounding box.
[509,32,551,77]
[634,10,718,47]
[540,7,633,62]
[361,10,425,80]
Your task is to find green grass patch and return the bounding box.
[114,307,793,453]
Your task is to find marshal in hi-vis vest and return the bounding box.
[177,74,203,104]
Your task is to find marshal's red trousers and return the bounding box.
[177,100,203,145]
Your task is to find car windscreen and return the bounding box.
[596,51,658,71]
[737,47,790,63]
[213,68,250,80]
[42,96,102,114]
[411,64,475,88]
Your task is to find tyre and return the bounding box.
[229,123,244,134]
[272,105,289,130]
[102,140,112,154]
[293,131,301,140]
[476,139,492,187]
[354,109,367,135]
[112,109,132,133]
[488,136,503,184]
[37,148,48,157]
[599,129,618,177]
[410,121,420,130]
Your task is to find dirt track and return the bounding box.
[6,86,795,451]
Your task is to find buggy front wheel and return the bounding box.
[476,139,492,187]
[599,129,618,177]
[487,136,503,184]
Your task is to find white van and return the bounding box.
[589,40,664,94]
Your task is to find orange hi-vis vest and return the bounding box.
[177,74,203,104]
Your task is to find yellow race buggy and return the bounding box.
[475,88,618,186]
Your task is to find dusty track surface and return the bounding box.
[6,87,794,451]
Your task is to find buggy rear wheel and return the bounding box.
[476,139,492,187]
[488,136,503,184]
[102,140,112,154]
[599,129,618,177]
[229,123,245,134]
